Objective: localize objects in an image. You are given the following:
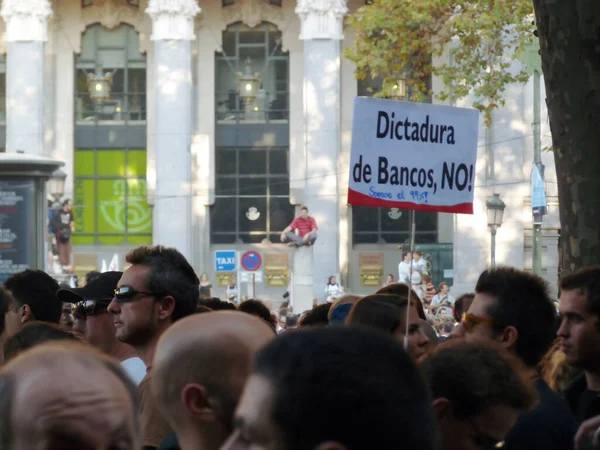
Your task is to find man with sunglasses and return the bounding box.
[463,267,577,450]
[57,271,146,385]
[107,245,199,450]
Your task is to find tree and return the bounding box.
[532,1,600,273]
[346,0,534,126]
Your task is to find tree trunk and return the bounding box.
[532,0,600,274]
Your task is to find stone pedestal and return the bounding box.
[146,0,200,258]
[296,0,347,300]
[1,0,52,156]
[291,246,314,314]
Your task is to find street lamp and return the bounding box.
[386,78,407,100]
[48,168,67,202]
[485,193,506,269]
[237,58,261,105]
[86,65,114,104]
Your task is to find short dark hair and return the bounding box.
[300,205,308,212]
[125,246,199,322]
[437,282,448,292]
[254,327,437,450]
[238,299,272,324]
[198,297,237,311]
[453,292,475,322]
[195,305,213,314]
[346,294,408,335]
[559,266,600,319]
[376,283,426,320]
[286,314,299,328]
[298,303,332,328]
[475,267,556,367]
[3,321,77,362]
[62,199,71,207]
[402,251,411,259]
[420,340,537,420]
[414,250,423,257]
[4,270,61,324]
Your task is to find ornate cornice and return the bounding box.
[146,0,201,41]
[221,0,284,30]
[295,0,347,40]
[1,0,52,42]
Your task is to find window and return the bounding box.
[73,149,152,245]
[269,0,282,5]
[75,24,146,123]
[211,147,294,244]
[0,55,6,125]
[353,208,437,244]
[223,0,235,5]
[215,22,289,123]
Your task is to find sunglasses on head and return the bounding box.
[113,286,154,302]
[74,299,112,317]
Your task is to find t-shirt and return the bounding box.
[121,357,146,386]
[503,379,577,450]
[139,371,173,448]
[325,283,342,302]
[52,210,74,242]
[398,261,412,283]
[290,216,318,237]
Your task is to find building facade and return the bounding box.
[0,0,559,310]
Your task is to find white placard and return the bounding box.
[348,97,479,214]
[240,271,263,283]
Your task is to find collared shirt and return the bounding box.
[290,216,318,237]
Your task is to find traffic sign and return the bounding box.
[241,251,262,271]
[215,250,236,272]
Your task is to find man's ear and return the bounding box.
[432,397,453,421]
[20,304,32,323]
[500,325,519,353]
[313,442,348,450]
[181,383,215,421]
[157,296,176,321]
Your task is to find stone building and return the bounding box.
[0,0,559,311]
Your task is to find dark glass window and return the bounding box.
[75,24,146,123]
[352,208,437,245]
[215,22,289,123]
[211,147,294,244]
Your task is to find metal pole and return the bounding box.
[404,210,416,351]
[491,227,497,269]
[532,69,543,275]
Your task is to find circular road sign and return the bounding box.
[241,251,262,271]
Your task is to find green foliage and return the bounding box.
[346,0,535,126]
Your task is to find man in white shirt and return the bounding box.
[398,251,413,283]
[429,282,456,318]
[57,271,146,385]
[413,250,427,274]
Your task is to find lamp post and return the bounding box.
[486,193,506,269]
[386,78,407,100]
[236,58,261,105]
[48,168,67,203]
[86,65,114,104]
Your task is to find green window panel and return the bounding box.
[98,151,126,176]
[74,151,95,176]
[73,178,96,234]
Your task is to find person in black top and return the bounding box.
[51,199,75,273]
[464,267,577,450]
[198,273,213,299]
[558,266,600,448]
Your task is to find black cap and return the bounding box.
[57,271,123,304]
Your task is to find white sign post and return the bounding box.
[348,97,479,214]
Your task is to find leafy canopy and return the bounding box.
[346,0,535,126]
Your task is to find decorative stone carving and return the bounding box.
[146,0,201,41]
[295,0,347,40]
[75,0,151,54]
[1,0,53,42]
[221,0,284,29]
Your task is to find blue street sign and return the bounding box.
[215,250,236,272]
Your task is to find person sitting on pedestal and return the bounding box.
[280,205,318,247]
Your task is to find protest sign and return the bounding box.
[348,97,479,214]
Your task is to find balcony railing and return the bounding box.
[75,92,146,123]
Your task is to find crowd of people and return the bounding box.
[1,244,600,450]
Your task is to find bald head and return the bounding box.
[152,311,274,443]
[0,342,138,450]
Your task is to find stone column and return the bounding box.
[146,0,200,259]
[294,0,347,308]
[1,0,52,155]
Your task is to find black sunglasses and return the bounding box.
[74,299,112,317]
[113,286,154,302]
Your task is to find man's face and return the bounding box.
[73,308,117,354]
[437,403,518,450]
[300,209,308,219]
[107,265,158,347]
[558,289,600,369]
[221,375,287,450]
[463,293,500,345]
[64,201,72,212]
[11,367,137,450]
[440,284,449,294]
[405,252,412,262]
[414,253,421,262]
